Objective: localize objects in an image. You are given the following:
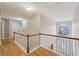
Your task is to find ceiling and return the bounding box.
[0,2,78,22]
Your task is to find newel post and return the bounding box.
[27,34,29,53]
[13,32,15,40]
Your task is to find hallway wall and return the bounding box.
[72,3,79,56]
[27,14,40,52]
[27,14,40,34]
[40,15,56,52]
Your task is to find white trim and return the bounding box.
[14,41,27,53]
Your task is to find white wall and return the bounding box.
[72,3,79,56]
[40,15,56,52]
[72,3,79,37]
[27,14,40,51]
[72,21,79,56]
[27,14,40,34]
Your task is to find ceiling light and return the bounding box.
[26,6,33,10]
[24,5,34,11]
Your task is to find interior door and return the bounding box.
[0,18,2,56]
[1,20,5,40]
[0,24,1,45]
[11,21,23,37]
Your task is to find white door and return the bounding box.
[11,21,23,37]
[1,20,5,40]
[0,23,2,45]
[11,21,23,38]
[0,18,2,55]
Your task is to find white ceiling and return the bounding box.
[0,2,78,22]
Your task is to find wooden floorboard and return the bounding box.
[28,48,57,56]
[0,39,57,56]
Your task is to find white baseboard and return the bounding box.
[14,41,27,53]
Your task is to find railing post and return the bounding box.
[27,34,29,53]
[39,33,41,47]
[13,32,15,40]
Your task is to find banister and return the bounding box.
[40,33,79,40]
[29,33,40,37]
[13,32,79,55]
[13,32,27,37]
[13,32,79,54]
[13,32,79,40]
[13,32,30,53]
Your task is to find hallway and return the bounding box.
[0,40,57,56]
[0,2,79,56]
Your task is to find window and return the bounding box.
[58,25,69,36]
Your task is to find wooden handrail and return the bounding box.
[40,33,79,40]
[13,32,79,54]
[13,32,27,37]
[29,33,40,37]
[13,32,79,40]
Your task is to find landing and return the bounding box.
[0,39,57,56]
[28,48,57,56]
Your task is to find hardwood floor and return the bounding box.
[0,46,2,56]
[28,48,57,56]
[0,39,57,56]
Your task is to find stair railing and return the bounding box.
[13,32,79,55]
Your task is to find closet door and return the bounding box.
[0,23,2,55]
[11,21,23,36]
[0,18,2,56]
[1,20,5,40]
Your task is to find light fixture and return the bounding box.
[26,6,32,10]
[24,5,34,11]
